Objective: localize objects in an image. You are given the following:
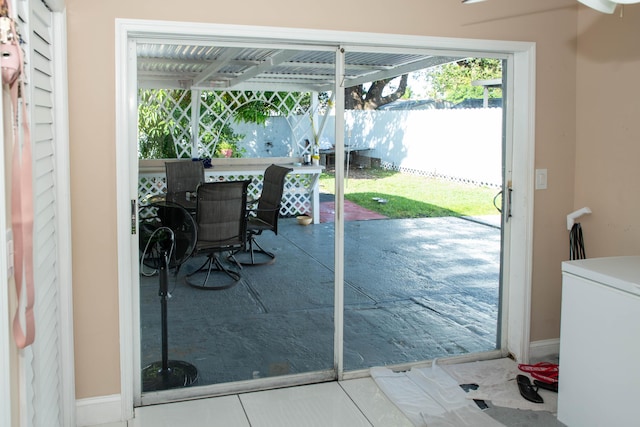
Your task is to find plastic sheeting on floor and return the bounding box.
[370,364,505,427]
[371,358,559,427]
[440,358,558,413]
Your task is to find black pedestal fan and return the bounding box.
[139,200,198,391]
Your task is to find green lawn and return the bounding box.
[319,169,500,219]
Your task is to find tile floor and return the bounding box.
[93,378,413,427]
[90,374,565,427]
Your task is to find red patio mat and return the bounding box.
[320,200,388,223]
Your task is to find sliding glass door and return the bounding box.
[136,44,339,404]
[122,25,528,408]
[336,53,506,372]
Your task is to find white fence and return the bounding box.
[232,108,503,187]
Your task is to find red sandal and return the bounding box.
[517,362,558,374]
[518,362,559,385]
[531,370,559,384]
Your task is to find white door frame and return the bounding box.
[115,18,535,416]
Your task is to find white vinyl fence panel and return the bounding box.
[233,108,503,187]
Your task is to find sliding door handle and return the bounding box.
[493,187,513,221]
[493,190,503,213]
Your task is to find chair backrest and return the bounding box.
[256,164,293,232]
[195,181,249,251]
[165,160,205,197]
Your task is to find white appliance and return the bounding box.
[558,256,640,426]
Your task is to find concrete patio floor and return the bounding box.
[140,215,501,389]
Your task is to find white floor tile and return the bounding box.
[131,395,250,427]
[240,382,371,427]
[340,378,414,427]
[88,423,127,427]
[106,380,412,427]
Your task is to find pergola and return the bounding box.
[136,42,461,91]
[136,40,463,158]
[135,39,465,220]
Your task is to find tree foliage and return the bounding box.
[138,90,179,159]
[345,75,409,110]
[428,58,502,104]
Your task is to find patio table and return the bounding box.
[320,147,371,168]
[145,193,197,212]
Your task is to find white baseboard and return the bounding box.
[529,338,560,361]
[76,394,126,427]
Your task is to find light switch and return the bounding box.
[535,169,547,190]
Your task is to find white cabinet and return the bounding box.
[558,256,640,426]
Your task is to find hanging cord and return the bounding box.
[3,0,35,349]
[140,226,182,295]
[569,222,586,260]
[140,226,176,278]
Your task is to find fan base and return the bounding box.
[142,360,198,391]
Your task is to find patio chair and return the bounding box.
[165,160,205,210]
[235,164,292,266]
[185,180,249,290]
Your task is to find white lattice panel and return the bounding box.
[141,89,321,160]
[139,171,313,218]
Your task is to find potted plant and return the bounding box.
[214,139,245,158]
[217,141,234,158]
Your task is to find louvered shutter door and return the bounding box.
[19,0,64,425]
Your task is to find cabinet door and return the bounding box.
[558,273,640,427]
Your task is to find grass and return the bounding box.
[319,169,499,219]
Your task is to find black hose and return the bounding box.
[569,222,586,260]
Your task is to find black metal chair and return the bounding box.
[186,180,249,290]
[235,164,292,266]
[165,160,204,210]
